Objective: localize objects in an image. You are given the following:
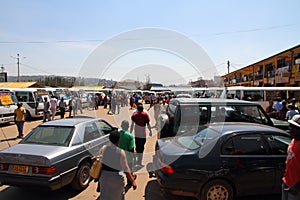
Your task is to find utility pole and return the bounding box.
[17,54,20,82]
[11,53,25,82]
[226,60,230,86]
[227,60,230,74]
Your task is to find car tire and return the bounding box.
[71,162,91,191]
[25,111,31,121]
[200,179,233,200]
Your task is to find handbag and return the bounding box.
[90,145,107,179]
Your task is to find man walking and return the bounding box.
[14,102,26,138]
[50,94,57,120]
[59,97,67,119]
[118,120,136,186]
[43,97,51,122]
[130,103,152,167]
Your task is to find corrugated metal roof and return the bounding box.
[0,82,44,88]
[69,86,105,91]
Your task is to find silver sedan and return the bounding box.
[0,117,117,191]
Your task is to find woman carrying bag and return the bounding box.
[98,131,137,200]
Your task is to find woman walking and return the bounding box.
[99,131,137,200]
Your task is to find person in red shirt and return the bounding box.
[282,114,300,200]
[130,103,152,167]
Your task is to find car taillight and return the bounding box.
[161,165,174,174]
[32,166,57,175]
[0,163,8,171]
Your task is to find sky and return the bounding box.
[0,0,299,85]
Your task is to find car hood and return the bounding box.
[0,144,71,166]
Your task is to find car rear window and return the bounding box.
[177,128,220,150]
[21,126,74,147]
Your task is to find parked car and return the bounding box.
[0,117,117,191]
[158,98,289,139]
[154,122,291,200]
[174,93,192,98]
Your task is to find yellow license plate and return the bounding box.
[11,165,29,173]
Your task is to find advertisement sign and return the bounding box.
[0,92,13,105]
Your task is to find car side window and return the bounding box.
[83,122,101,143]
[96,120,113,135]
[222,134,268,155]
[264,134,291,155]
[174,105,207,135]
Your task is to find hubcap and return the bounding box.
[80,165,90,186]
[207,185,229,200]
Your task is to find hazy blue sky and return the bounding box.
[1,0,299,85]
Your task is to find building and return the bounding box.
[222,44,300,87]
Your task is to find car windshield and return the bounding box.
[21,126,74,147]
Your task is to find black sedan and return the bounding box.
[0,117,117,191]
[154,122,291,200]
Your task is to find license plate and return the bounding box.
[11,165,29,173]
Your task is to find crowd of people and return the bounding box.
[265,97,300,121]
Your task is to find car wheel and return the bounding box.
[200,179,233,200]
[71,162,91,191]
[25,111,31,121]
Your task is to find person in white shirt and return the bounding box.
[50,95,58,120]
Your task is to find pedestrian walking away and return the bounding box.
[68,98,73,118]
[98,131,137,200]
[282,114,300,200]
[14,102,26,138]
[118,120,136,186]
[43,97,51,122]
[59,97,67,119]
[50,94,57,120]
[130,103,152,167]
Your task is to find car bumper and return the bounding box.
[0,170,76,191]
[0,116,14,124]
[155,169,199,198]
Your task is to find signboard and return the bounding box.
[36,89,48,95]
[0,92,13,105]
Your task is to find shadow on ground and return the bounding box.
[0,185,81,200]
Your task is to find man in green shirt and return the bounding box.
[118,120,136,186]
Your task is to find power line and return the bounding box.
[21,63,55,75]
[0,23,297,44]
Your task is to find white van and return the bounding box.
[0,89,18,124]
[11,88,50,120]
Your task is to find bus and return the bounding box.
[11,88,50,120]
[225,86,300,108]
[0,89,18,124]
